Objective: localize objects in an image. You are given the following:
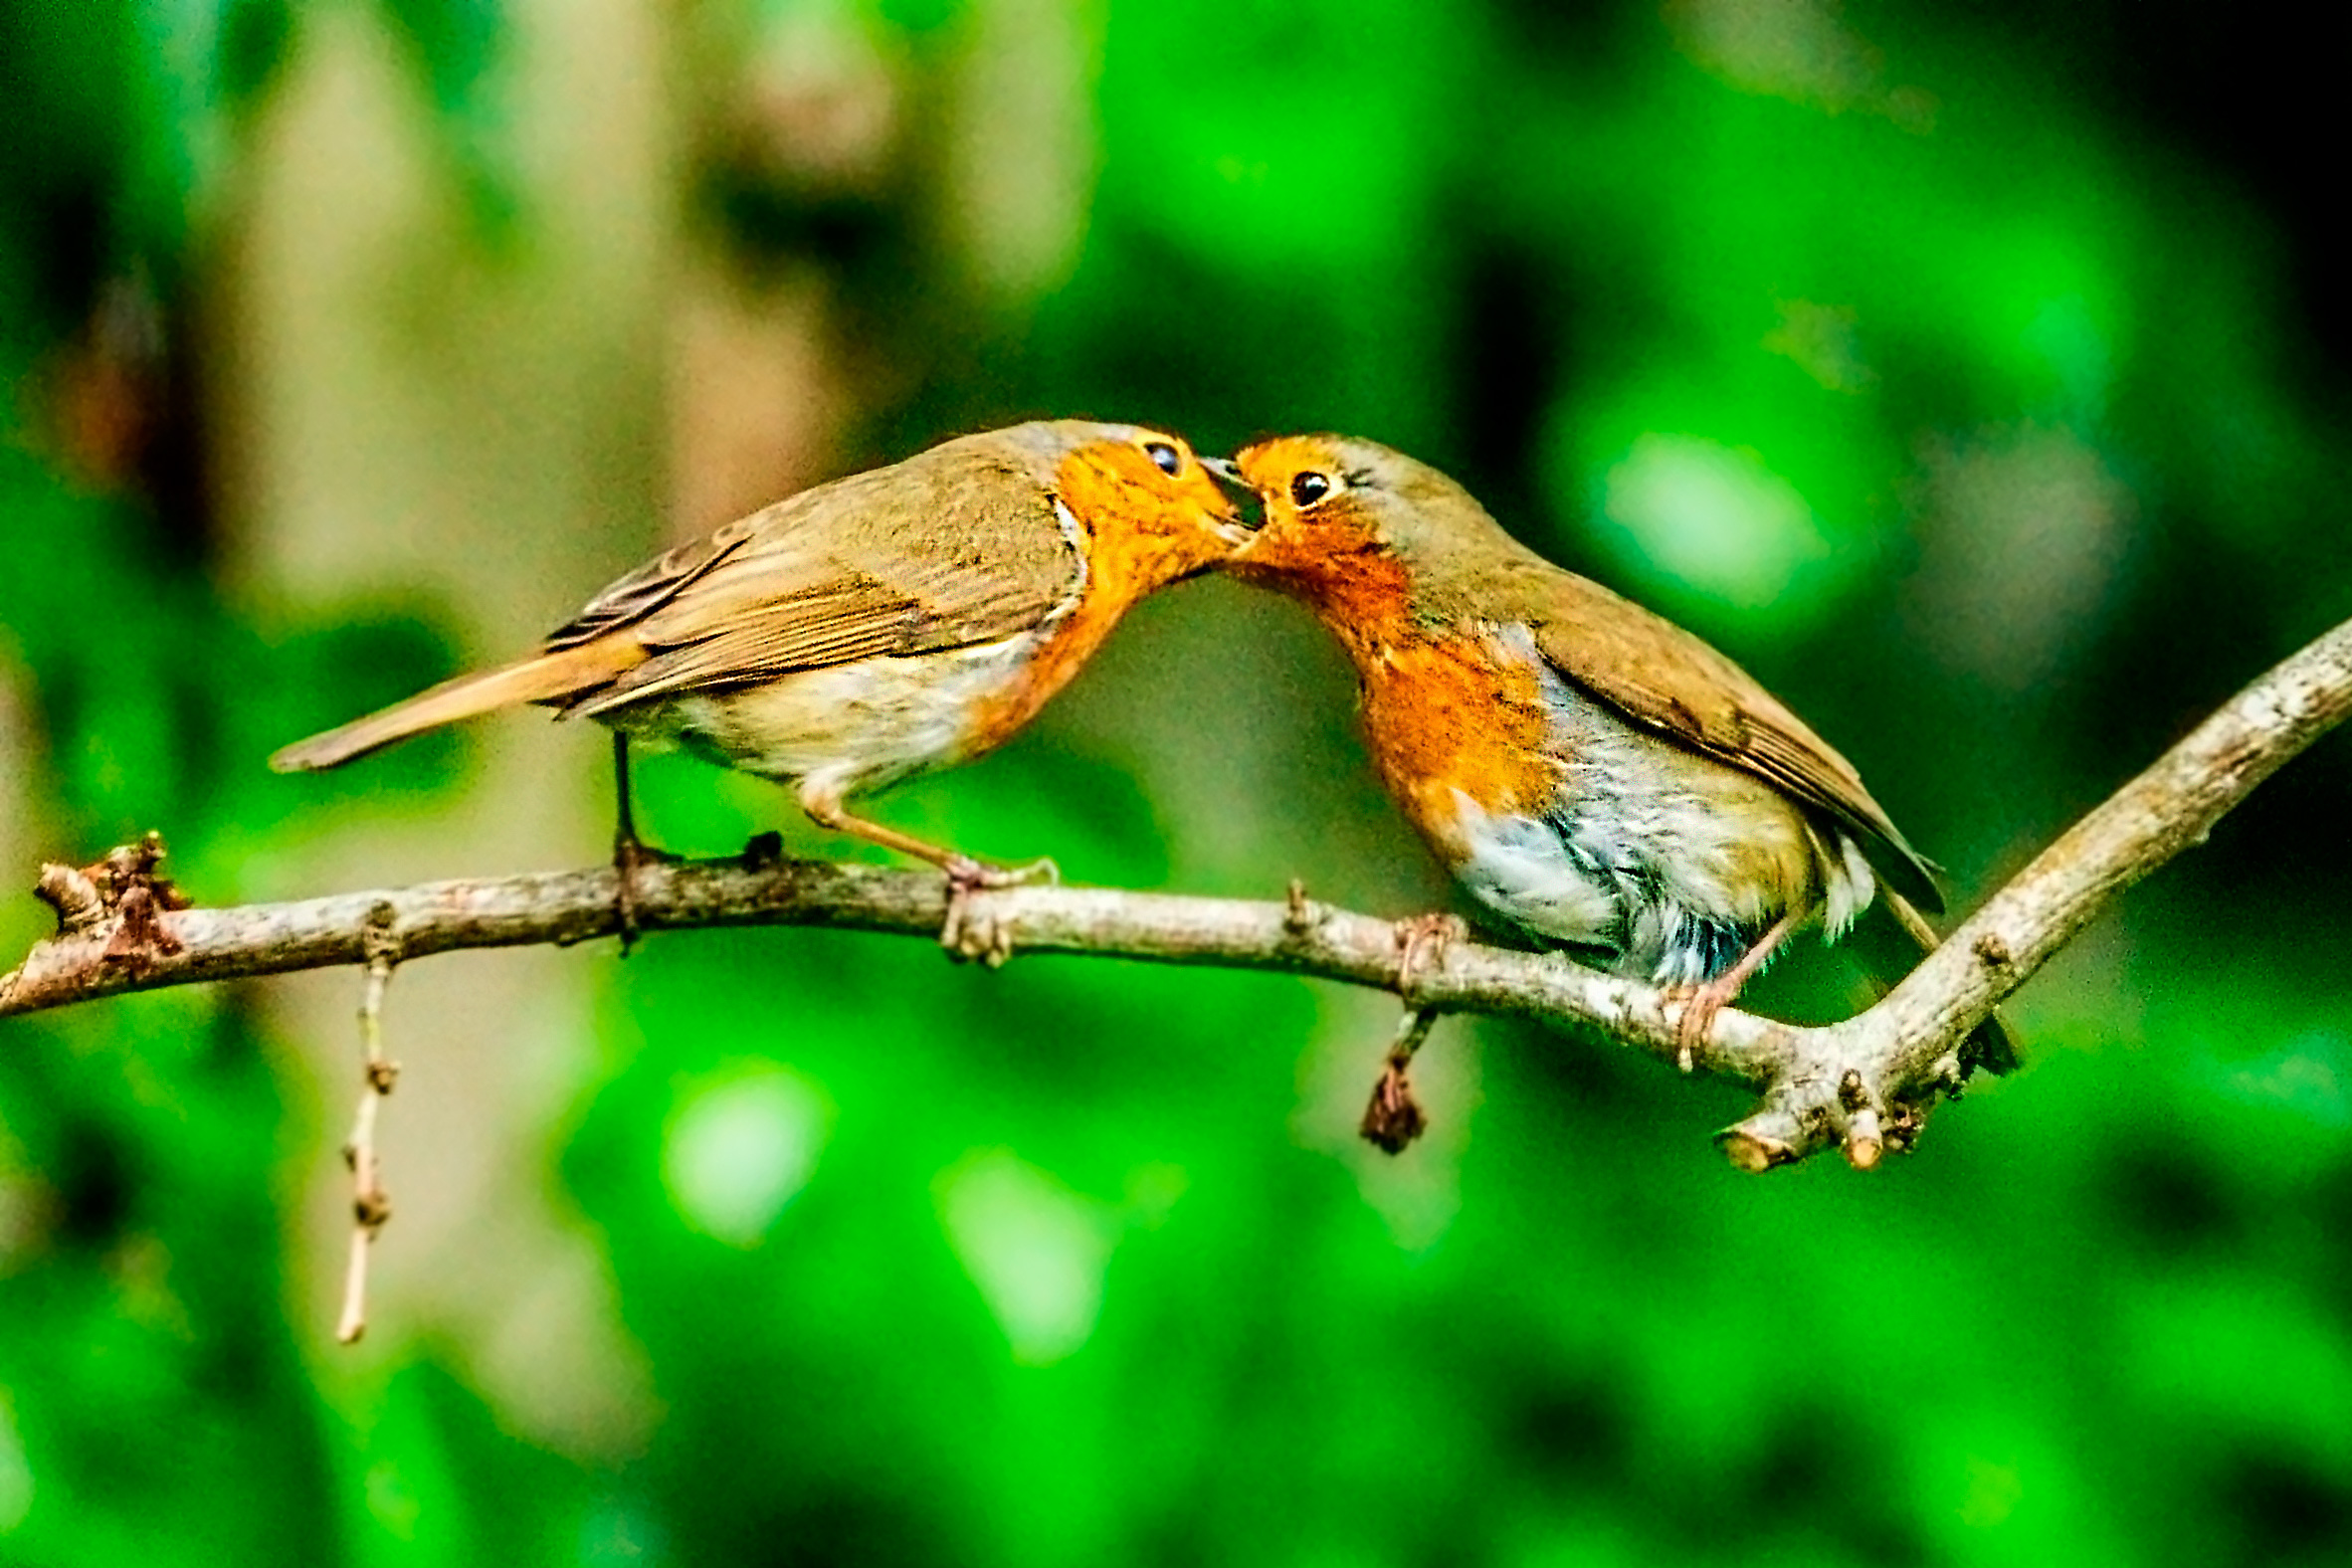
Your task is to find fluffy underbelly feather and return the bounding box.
[1374,625,1872,986]
[594,633,1046,798]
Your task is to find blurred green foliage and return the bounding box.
[4,2,2351,1565]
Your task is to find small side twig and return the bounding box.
[33,863,104,933]
[32,831,189,962]
[1282,878,1318,940]
[1355,911,1469,1152]
[1361,1007,1442,1154]
[335,904,402,1345]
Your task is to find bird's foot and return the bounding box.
[1666,976,1741,1074]
[1390,911,1468,1005]
[938,854,1060,966]
[613,832,683,955]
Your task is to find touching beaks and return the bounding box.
[1200,455,1264,544]
[1215,459,1274,545]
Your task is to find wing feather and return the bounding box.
[1520,568,1943,911]
[540,436,1082,709]
[542,520,759,651]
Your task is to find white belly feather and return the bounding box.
[1444,628,1875,987]
[596,630,1052,801]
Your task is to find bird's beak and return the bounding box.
[1201,455,1264,546]
[1202,455,1249,490]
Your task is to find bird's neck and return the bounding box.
[1310,553,1427,668]
[1056,454,1230,608]
[1234,520,1425,665]
[968,456,1226,745]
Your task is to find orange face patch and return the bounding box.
[1223,436,1360,588]
[1222,440,1416,646]
[1057,436,1240,575]
[961,435,1240,752]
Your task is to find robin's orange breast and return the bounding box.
[1354,632,1568,863]
[1350,620,1842,981]
[1234,527,1573,864]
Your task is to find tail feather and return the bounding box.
[1880,886,2021,1076]
[270,640,640,772]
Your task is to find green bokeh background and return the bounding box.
[4,2,2349,1563]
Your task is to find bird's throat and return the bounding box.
[1235,526,1421,667]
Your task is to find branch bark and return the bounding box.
[8,613,2352,1169]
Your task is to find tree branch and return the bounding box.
[1720,611,2352,1166]
[8,612,2352,1168]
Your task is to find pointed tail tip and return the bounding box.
[1967,1014,2024,1078]
[270,730,364,773]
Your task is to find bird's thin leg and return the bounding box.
[611,732,677,952]
[1391,911,1468,1006]
[796,784,1058,884]
[1670,908,1803,1073]
[797,783,1057,961]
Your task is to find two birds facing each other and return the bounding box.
[275,420,2016,1078]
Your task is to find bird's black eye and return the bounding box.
[1290,471,1332,507]
[1144,441,1183,477]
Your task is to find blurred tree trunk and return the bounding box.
[212,0,686,1455]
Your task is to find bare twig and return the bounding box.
[335,904,402,1344]
[0,847,1782,1068]
[6,612,2352,1169]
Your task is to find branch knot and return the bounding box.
[361,900,402,970]
[1281,878,1322,942]
[34,864,104,933]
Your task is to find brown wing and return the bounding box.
[543,437,1082,713]
[1520,563,1944,911]
[542,522,758,651]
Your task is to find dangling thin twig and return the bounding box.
[1361,1006,1442,1154]
[335,905,402,1344]
[1359,912,1463,1152]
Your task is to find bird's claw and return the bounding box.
[613,834,683,954]
[938,855,1056,965]
[1391,911,1468,1005]
[1667,979,1736,1074]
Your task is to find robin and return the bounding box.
[1209,434,2015,1074]
[274,421,1249,941]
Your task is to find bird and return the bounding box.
[273,420,1250,942]
[1208,434,2015,1074]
